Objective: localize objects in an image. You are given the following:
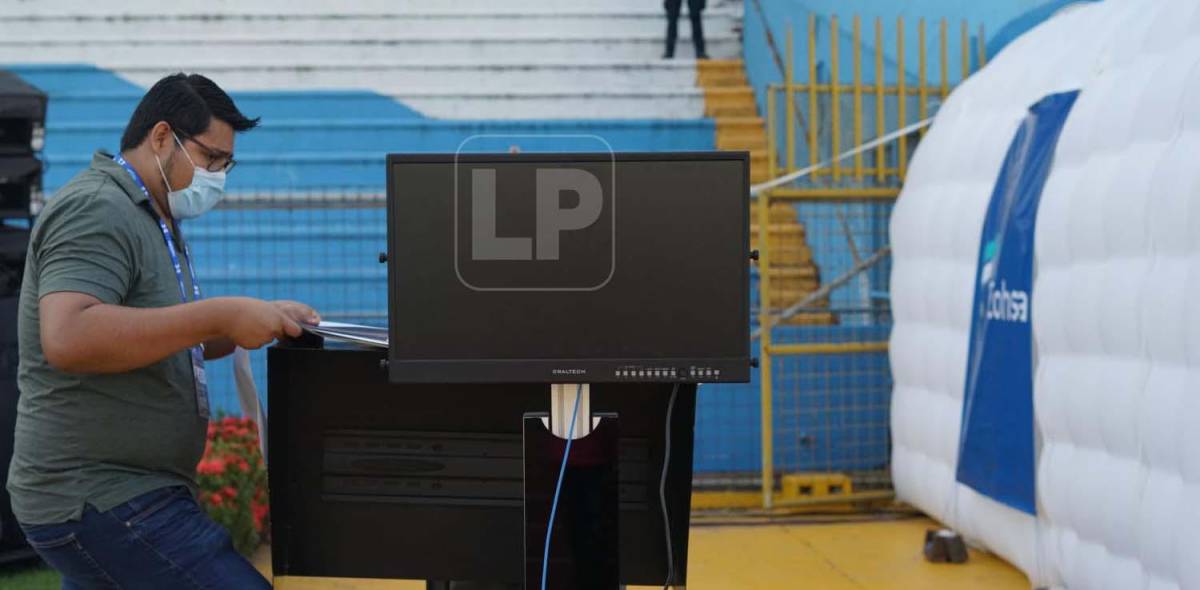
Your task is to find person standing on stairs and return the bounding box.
[663,0,710,59]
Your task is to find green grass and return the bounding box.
[0,563,59,590]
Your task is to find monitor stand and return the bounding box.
[523,384,619,590]
[267,343,694,589]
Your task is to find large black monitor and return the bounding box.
[386,152,751,384]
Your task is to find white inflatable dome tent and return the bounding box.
[889,0,1200,588]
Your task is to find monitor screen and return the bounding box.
[387,152,750,383]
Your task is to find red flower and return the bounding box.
[251,502,269,532]
[208,492,223,506]
[197,458,227,476]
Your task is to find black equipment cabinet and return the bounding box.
[267,344,696,587]
[0,226,29,553]
[0,70,44,559]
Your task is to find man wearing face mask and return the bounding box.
[8,73,316,588]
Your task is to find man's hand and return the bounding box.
[38,293,323,374]
[223,297,306,350]
[271,300,321,327]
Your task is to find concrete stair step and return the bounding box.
[697,72,750,87]
[748,202,800,223]
[0,0,744,17]
[771,311,837,326]
[697,61,749,86]
[759,278,821,292]
[759,246,814,265]
[46,117,717,156]
[704,86,755,100]
[696,58,745,72]
[706,103,758,118]
[392,87,706,118]
[39,86,710,120]
[95,60,708,93]
[0,36,742,63]
[750,230,813,253]
[764,288,828,303]
[0,12,741,39]
[717,133,767,150]
[762,266,819,279]
[715,116,765,132]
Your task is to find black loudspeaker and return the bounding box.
[0,227,25,298]
[0,157,41,221]
[0,226,27,550]
[0,71,46,157]
[0,71,46,222]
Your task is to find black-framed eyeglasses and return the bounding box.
[179,134,236,174]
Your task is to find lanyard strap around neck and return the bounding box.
[113,154,201,303]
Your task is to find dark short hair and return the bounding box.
[120,73,259,151]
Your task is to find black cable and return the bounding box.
[660,383,679,590]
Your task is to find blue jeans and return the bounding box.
[19,485,271,590]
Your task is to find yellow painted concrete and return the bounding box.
[259,516,1028,589]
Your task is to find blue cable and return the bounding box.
[541,384,583,590]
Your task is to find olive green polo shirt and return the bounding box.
[8,151,207,525]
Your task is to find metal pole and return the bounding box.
[874,17,885,183]
[919,18,928,134]
[896,16,907,180]
[830,14,841,183]
[940,18,949,99]
[807,14,819,172]
[767,86,778,180]
[961,20,970,79]
[786,26,796,174]
[978,24,988,68]
[852,16,863,183]
[757,182,775,509]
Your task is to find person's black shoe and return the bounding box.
[696,53,711,60]
[662,52,675,59]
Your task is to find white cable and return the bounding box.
[749,117,935,195]
[660,383,679,590]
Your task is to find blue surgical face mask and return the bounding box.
[153,132,227,220]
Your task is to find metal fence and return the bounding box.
[189,191,388,416]
[732,13,986,511]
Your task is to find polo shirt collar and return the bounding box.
[92,150,151,206]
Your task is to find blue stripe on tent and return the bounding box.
[956,90,1079,515]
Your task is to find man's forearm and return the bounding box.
[44,297,237,374]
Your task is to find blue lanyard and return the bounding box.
[113,154,201,303]
[114,153,211,419]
